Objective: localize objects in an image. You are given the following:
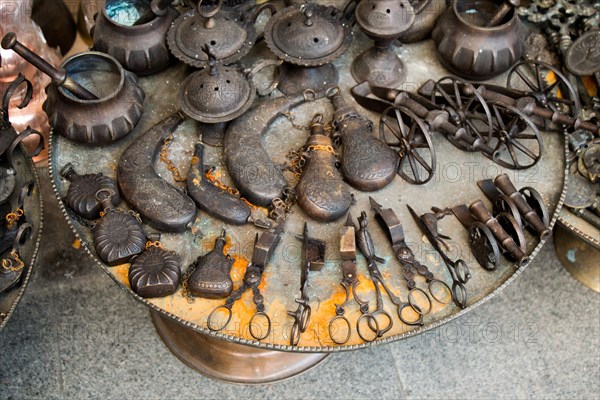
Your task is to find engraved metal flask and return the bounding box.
[295,116,352,222]
[187,230,234,299]
[328,88,399,191]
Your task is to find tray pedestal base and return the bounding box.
[150,311,329,384]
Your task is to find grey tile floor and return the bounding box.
[1,170,599,400]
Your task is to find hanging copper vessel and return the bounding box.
[352,0,415,87]
[92,0,179,76]
[264,3,353,95]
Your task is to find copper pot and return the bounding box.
[432,0,527,80]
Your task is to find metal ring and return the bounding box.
[196,0,221,18]
[329,315,352,345]
[325,86,340,98]
[452,282,468,309]
[207,305,233,332]
[369,310,393,336]
[408,288,432,315]
[94,188,116,201]
[356,314,380,343]
[428,279,453,305]
[249,311,271,341]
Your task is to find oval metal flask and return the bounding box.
[296,116,352,222]
[129,246,181,298]
[61,163,120,220]
[92,190,146,266]
[187,230,234,299]
[328,88,399,191]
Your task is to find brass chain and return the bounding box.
[160,136,186,182]
[5,208,24,229]
[181,263,196,304]
[2,250,24,272]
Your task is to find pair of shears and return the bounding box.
[407,205,471,308]
[207,222,285,341]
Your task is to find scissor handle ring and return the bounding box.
[452,282,468,309]
[356,314,380,343]
[289,320,301,346]
[329,316,352,345]
[207,305,233,332]
[249,312,271,341]
[453,259,472,284]
[299,305,312,333]
[397,301,424,326]
[408,288,432,315]
[368,310,393,336]
[428,279,453,305]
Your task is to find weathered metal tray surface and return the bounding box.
[557,210,600,249]
[0,145,43,331]
[50,36,567,352]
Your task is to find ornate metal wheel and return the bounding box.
[468,221,501,271]
[493,194,523,230]
[486,101,544,170]
[520,186,550,228]
[431,76,494,151]
[507,60,581,122]
[496,212,527,258]
[379,105,436,185]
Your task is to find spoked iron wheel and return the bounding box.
[507,60,581,124]
[486,101,544,170]
[379,105,436,184]
[493,194,523,230]
[520,186,550,228]
[496,212,527,257]
[469,221,501,271]
[431,76,494,151]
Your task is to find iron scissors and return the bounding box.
[329,215,380,344]
[370,198,452,309]
[407,205,471,308]
[207,221,285,341]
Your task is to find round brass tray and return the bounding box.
[0,144,43,331]
[50,37,567,352]
[557,209,600,249]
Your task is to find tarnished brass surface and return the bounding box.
[554,225,600,293]
[0,144,43,331]
[151,310,329,383]
[50,37,567,352]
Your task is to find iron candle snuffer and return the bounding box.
[406,205,471,309]
[167,0,275,69]
[351,0,415,87]
[185,230,235,299]
[369,198,453,309]
[287,223,325,346]
[327,87,399,192]
[353,211,427,342]
[264,2,354,95]
[1,33,146,145]
[207,222,286,341]
[0,73,33,158]
[117,113,197,233]
[91,0,179,76]
[432,0,527,79]
[92,188,147,267]
[128,237,182,299]
[60,163,121,220]
[295,114,352,222]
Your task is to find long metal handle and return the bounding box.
[1,33,98,101]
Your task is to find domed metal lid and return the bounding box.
[167,1,255,68]
[264,4,353,67]
[355,0,416,40]
[178,49,255,124]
